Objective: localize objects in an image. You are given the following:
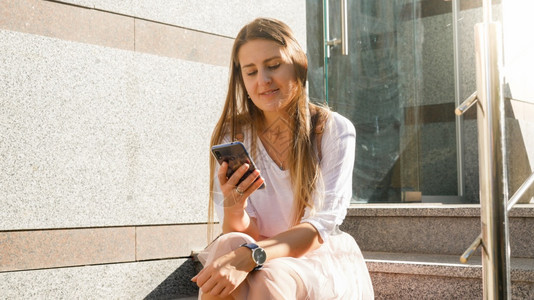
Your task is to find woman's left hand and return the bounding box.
[192,247,255,297]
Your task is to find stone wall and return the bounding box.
[0,0,306,297]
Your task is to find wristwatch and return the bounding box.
[241,243,266,271]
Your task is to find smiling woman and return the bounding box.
[192,18,374,299]
[239,39,298,117]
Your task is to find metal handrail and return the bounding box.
[455,91,479,116]
[460,171,534,263]
[507,172,534,211]
[455,0,511,298]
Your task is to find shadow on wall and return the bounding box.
[144,259,200,299]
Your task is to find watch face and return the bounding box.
[253,248,267,265]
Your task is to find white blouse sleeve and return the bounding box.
[300,113,356,242]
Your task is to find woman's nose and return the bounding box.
[258,69,272,85]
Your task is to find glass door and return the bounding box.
[306,0,479,203]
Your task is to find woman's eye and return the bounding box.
[246,70,257,76]
[268,63,280,70]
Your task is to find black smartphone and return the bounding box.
[211,142,265,189]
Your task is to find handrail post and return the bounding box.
[475,1,510,297]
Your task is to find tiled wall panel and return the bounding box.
[54,0,307,48]
[0,224,216,272]
[0,0,134,50]
[136,224,211,261]
[0,228,136,272]
[134,19,233,67]
[0,29,227,230]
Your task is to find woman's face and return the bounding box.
[238,39,298,116]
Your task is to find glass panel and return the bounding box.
[457,0,484,203]
[307,0,462,203]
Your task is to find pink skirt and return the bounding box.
[197,230,374,299]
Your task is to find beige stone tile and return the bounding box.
[0,0,134,50]
[510,99,534,122]
[135,19,233,67]
[136,224,215,261]
[510,99,525,120]
[0,0,233,65]
[0,227,135,272]
[521,101,534,122]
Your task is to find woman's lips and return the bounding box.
[260,88,279,96]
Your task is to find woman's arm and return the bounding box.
[192,222,321,298]
[257,222,322,259]
[217,162,264,239]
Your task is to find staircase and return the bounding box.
[341,204,534,299]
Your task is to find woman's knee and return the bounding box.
[198,232,256,266]
[246,265,307,299]
[217,232,255,246]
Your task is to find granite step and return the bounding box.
[342,204,534,258]
[365,251,534,299]
[182,252,534,299]
[182,204,534,298]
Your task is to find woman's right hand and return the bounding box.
[192,246,255,297]
[218,162,264,210]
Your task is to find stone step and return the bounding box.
[175,251,534,299]
[364,251,534,299]
[181,204,534,298]
[342,204,534,258]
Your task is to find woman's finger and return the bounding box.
[217,161,229,185]
[219,285,234,297]
[199,276,217,295]
[221,171,264,209]
[236,169,261,191]
[225,163,250,186]
[192,268,208,287]
[248,174,265,192]
[238,176,264,201]
[209,282,226,296]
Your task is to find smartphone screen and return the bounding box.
[211,142,265,189]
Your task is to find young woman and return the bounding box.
[192,18,374,299]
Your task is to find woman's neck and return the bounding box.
[259,111,292,170]
[262,110,289,127]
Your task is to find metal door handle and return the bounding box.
[325,0,349,57]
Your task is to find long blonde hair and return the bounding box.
[208,18,329,240]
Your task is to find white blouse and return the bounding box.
[212,112,356,242]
